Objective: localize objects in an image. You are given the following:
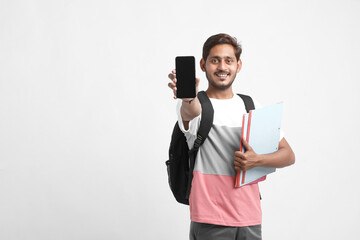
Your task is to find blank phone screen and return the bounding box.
[176,56,196,98]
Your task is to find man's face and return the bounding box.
[201,44,241,90]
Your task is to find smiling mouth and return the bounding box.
[215,72,230,78]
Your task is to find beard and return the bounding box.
[205,69,237,90]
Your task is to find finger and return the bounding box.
[234,158,246,170]
[234,161,244,171]
[168,73,176,81]
[167,80,177,99]
[234,158,244,167]
[234,151,246,159]
[234,157,240,164]
[168,82,176,89]
[173,87,177,98]
[234,160,241,168]
[172,69,176,74]
[234,155,243,163]
[234,160,240,166]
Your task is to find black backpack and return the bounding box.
[165,91,255,205]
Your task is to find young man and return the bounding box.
[168,33,295,240]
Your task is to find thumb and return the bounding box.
[241,138,253,151]
[195,77,200,93]
[195,77,200,86]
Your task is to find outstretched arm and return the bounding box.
[168,69,201,130]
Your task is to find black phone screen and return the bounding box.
[176,56,196,98]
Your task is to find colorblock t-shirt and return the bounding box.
[177,95,279,227]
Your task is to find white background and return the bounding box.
[1,0,359,239]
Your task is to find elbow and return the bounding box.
[279,138,295,167]
[288,150,295,166]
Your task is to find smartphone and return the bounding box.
[175,56,196,99]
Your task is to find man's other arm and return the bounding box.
[234,137,295,171]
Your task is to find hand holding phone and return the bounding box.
[175,56,196,99]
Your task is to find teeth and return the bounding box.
[216,72,229,77]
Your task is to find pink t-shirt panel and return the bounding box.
[189,171,262,227]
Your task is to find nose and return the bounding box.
[217,60,227,71]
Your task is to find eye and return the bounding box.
[226,59,234,64]
[211,59,219,63]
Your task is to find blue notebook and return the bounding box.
[235,103,283,187]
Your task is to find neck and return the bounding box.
[205,86,234,99]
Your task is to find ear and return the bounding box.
[200,58,206,72]
[237,59,242,73]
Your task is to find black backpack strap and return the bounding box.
[193,91,214,149]
[237,94,255,112]
[186,91,214,199]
